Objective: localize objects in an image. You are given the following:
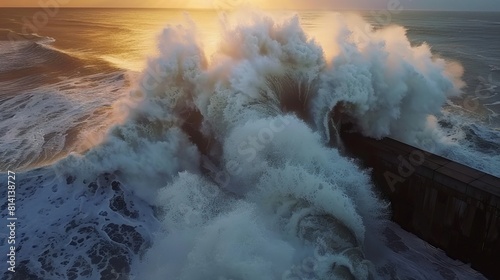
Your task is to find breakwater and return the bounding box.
[341,132,500,279]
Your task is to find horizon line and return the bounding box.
[0,7,499,12]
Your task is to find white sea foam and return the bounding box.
[124,12,484,279]
[0,72,129,171]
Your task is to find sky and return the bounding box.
[1,0,499,11]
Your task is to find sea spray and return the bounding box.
[130,11,465,279]
[135,12,390,279]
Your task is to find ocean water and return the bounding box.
[0,8,497,280]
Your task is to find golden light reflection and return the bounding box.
[0,0,318,10]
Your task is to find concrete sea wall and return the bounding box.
[341,132,500,279]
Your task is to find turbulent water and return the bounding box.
[0,8,497,280]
